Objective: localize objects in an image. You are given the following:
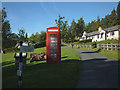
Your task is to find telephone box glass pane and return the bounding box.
[49,34,57,59]
[50,34,57,37]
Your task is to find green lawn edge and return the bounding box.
[2,47,82,88]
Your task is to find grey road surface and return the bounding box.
[74,49,118,88]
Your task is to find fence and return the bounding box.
[67,43,120,51]
[97,43,120,51]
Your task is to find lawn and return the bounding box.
[96,40,119,44]
[94,48,120,60]
[2,47,81,88]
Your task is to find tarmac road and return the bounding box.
[74,49,118,88]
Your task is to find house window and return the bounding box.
[101,33,103,38]
[92,36,94,39]
[97,35,99,39]
[83,37,86,40]
[111,31,114,36]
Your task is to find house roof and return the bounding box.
[86,31,99,37]
[86,25,120,37]
[103,25,120,32]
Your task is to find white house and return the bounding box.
[80,25,120,42]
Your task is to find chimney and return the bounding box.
[98,27,102,31]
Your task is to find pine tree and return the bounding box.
[2,8,12,49]
[117,1,120,25]
[76,17,85,37]
[109,8,117,26]
[70,19,76,39]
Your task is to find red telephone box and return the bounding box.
[46,27,61,63]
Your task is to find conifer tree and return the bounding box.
[117,1,120,25]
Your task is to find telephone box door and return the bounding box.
[46,27,61,63]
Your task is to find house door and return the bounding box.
[105,33,107,40]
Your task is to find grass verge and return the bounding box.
[2,47,81,88]
[94,48,120,60]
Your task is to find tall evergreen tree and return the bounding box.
[76,17,85,37]
[62,21,69,42]
[117,1,120,25]
[100,14,109,29]
[109,8,117,26]
[70,19,76,41]
[17,28,28,42]
[96,16,101,29]
[2,8,12,49]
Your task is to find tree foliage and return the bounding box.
[2,8,29,49]
[28,31,46,45]
[55,3,120,43]
[76,17,85,37]
[2,2,120,49]
[117,1,120,25]
[17,28,28,42]
[2,8,14,49]
[55,14,69,42]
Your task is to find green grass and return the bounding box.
[96,40,119,44]
[66,42,92,45]
[2,47,81,88]
[94,48,120,60]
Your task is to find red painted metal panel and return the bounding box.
[46,27,61,63]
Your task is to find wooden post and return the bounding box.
[118,43,120,51]
[104,44,105,50]
[115,44,117,51]
[100,44,102,49]
[111,43,113,51]
[107,43,109,50]
[102,44,103,50]
[90,45,91,49]
[103,44,105,50]
[97,44,99,48]
[99,44,101,49]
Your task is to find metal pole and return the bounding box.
[18,41,23,87]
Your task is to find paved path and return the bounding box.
[74,49,118,88]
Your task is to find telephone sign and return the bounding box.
[46,27,61,63]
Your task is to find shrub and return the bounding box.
[3,47,18,53]
[94,48,101,52]
[34,41,46,48]
[92,42,97,48]
[74,40,79,42]
[96,40,119,44]
[79,39,92,43]
[61,43,67,46]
